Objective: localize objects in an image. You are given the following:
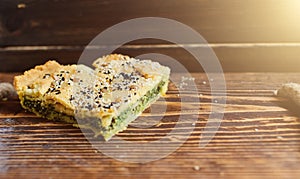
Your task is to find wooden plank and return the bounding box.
[0,73,300,178]
[1,0,300,46]
[1,45,300,72]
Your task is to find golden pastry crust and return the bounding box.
[14,61,61,92]
[14,61,77,116]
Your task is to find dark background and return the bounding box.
[1,0,300,72]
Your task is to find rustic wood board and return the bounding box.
[1,0,300,72]
[1,0,300,45]
[2,45,300,72]
[0,73,300,178]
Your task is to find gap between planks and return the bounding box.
[2,43,300,51]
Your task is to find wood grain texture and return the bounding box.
[0,72,300,178]
[1,0,300,45]
[1,45,300,72]
[1,0,300,72]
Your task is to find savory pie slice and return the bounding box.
[14,54,170,140]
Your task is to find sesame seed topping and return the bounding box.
[69,54,169,119]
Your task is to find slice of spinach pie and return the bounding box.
[14,54,170,140]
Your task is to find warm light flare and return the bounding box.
[280,0,300,20]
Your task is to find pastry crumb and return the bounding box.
[277,136,283,140]
[17,3,26,8]
[193,166,200,171]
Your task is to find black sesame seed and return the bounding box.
[111,102,117,106]
[43,74,50,79]
[69,95,75,101]
[103,70,111,74]
[103,105,110,109]
[85,104,93,110]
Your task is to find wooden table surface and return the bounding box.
[1,1,300,178]
[0,72,300,179]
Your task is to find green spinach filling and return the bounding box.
[22,98,75,124]
[109,80,166,129]
[96,80,166,139]
[21,80,166,140]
